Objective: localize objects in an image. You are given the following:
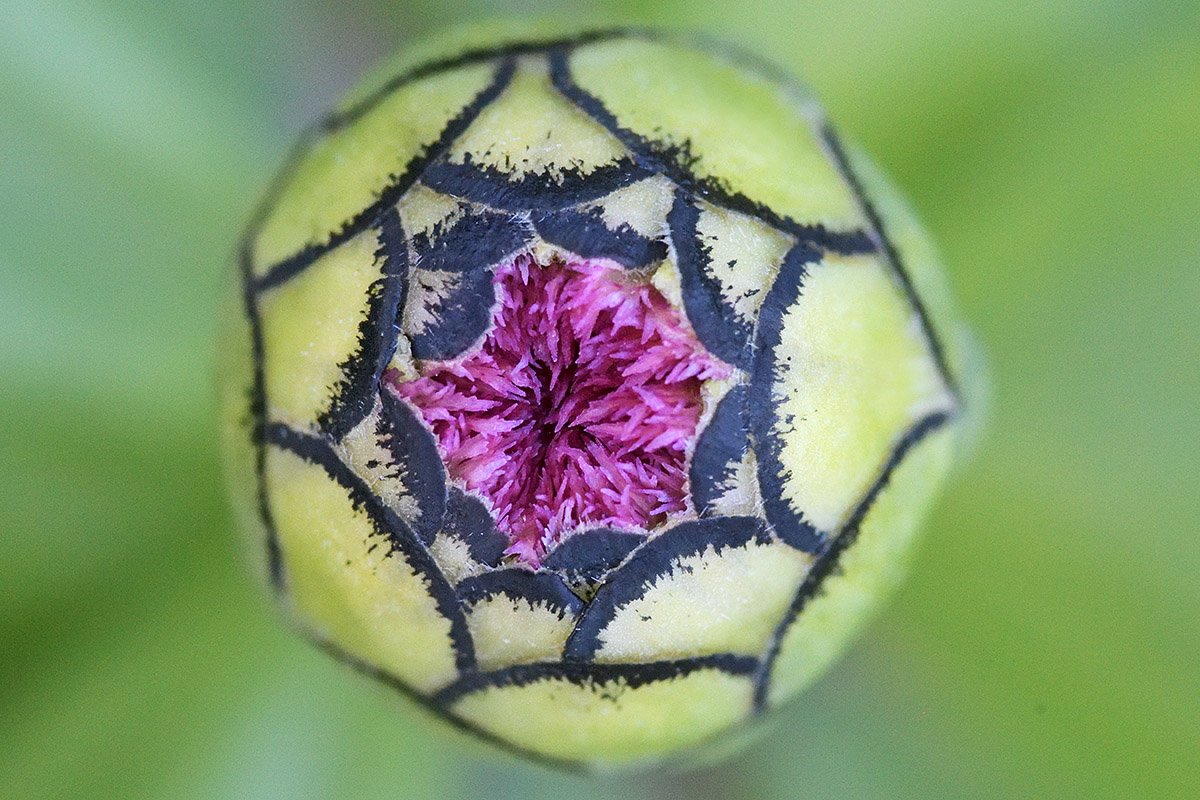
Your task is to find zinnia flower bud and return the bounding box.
[220,24,974,770]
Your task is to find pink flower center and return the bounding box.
[388,254,729,565]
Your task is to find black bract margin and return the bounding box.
[318,207,409,439]
[748,243,828,554]
[456,569,583,619]
[564,517,770,661]
[751,410,952,710]
[377,389,448,546]
[406,209,532,360]
[433,653,760,707]
[263,422,476,673]
[689,384,751,517]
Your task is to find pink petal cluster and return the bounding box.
[388,254,729,565]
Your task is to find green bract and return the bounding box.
[219,24,974,770]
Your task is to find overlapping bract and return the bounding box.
[224,28,965,768]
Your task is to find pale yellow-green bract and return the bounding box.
[219,23,974,770]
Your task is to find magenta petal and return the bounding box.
[389,254,730,565]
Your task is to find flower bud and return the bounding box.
[220,24,973,770]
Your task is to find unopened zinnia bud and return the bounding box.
[220,24,975,770]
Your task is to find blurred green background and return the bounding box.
[3,1,1197,797]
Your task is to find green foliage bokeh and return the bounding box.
[2,1,1197,798]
